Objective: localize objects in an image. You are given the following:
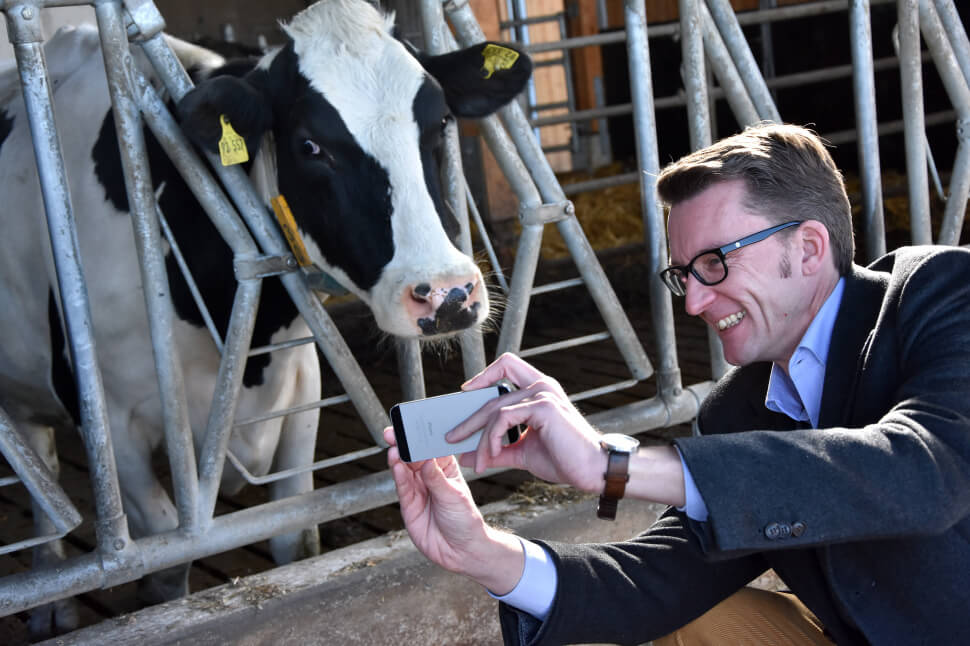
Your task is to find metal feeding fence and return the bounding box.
[0,0,967,627]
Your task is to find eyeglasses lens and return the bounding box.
[694,252,727,285]
[662,252,727,297]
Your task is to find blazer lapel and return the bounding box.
[818,264,889,428]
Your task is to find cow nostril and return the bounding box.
[465,282,474,293]
[412,283,432,303]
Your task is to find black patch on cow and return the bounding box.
[261,45,397,292]
[418,42,533,119]
[0,108,13,153]
[89,92,299,388]
[48,289,80,426]
[413,78,461,244]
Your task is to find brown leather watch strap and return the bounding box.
[596,450,631,520]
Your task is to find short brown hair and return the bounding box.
[656,123,854,275]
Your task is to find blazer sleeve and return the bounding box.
[676,247,970,555]
[498,509,768,646]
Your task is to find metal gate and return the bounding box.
[0,0,968,626]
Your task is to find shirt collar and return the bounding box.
[765,277,846,427]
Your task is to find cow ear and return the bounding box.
[420,42,533,118]
[177,74,272,154]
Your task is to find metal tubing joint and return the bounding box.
[519,200,574,225]
[122,0,166,41]
[233,254,299,281]
[958,117,970,143]
[4,2,44,44]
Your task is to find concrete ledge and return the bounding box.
[43,491,667,645]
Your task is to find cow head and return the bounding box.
[177,0,532,339]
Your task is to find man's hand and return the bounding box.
[385,427,525,595]
[448,353,607,493]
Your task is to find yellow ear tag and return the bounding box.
[218,114,249,166]
[271,195,313,268]
[481,44,519,80]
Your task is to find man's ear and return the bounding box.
[177,73,272,154]
[420,42,533,118]
[798,220,830,276]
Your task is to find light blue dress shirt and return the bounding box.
[492,278,847,619]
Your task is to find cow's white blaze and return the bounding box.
[283,0,489,337]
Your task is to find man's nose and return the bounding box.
[684,275,715,316]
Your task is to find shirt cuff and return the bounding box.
[487,537,557,621]
[676,447,709,521]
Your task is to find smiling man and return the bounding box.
[386,123,970,646]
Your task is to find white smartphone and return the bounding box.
[390,385,521,462]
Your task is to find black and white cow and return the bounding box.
[0,0,530,636]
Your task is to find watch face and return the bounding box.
[600,433,640,453]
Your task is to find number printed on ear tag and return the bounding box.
[481,44,519,79]
[218,114,249,166]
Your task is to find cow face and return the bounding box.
[177,0,532,339]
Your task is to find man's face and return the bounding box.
[667,180,811,367]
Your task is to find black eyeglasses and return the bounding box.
[659,221,803,297]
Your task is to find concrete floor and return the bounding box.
[41,493,670,645]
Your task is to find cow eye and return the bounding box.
[302,139,321,156]
[440,115,452,132]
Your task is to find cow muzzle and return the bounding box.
[405,278,486,336]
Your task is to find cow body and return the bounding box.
[0,0,530,637]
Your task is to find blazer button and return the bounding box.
[764,523,782,539]
[791,521,806,537]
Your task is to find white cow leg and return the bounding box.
[267,362,321,564]
[22,422,80,639]
[113,415,191,604]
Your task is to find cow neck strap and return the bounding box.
[252,133,347,296]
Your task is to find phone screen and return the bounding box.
[390,386,517,462]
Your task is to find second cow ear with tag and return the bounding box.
[418,41,533,119]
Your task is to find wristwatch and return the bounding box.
[596,433,640,520]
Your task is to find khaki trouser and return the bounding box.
[653,587,835,646]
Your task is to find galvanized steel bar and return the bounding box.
[447,0,654,382]
[704,0,782,122]
[918,0,970,246]
[397,341,426,402]
[522,0,897,56]
[519,332,612,358]
[699,1,762,127]
[625,0,684,397]
[682,0,729,381]
[0,406,82,535]
[568,379,641,403]
[939,126,970,245]
[7,7,130,556]
[933,0,970,86]
[680,0,712,150]
[444,115,486,379]
[532,277,585,295]
[0,383,708,617]
[424,21,545,356]
[850,0,886,260]
[158,207,225,352]
[196,279,262,526]
[465,180,510,294]
[532,51,913,131]
[225,445,386,486]
[234,394,351,429]
[897,0,933,244]
[96,0,199,532]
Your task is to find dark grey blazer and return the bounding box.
[499,246,970,646]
